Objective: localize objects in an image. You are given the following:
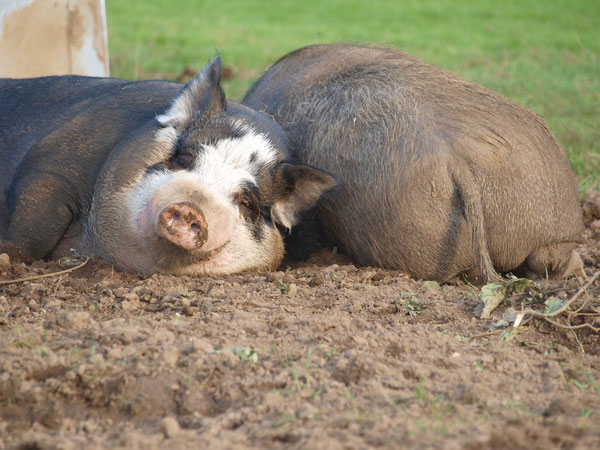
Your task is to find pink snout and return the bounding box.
[157,202,208,251]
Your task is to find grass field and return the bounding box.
[106,0,599,187]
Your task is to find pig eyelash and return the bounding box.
[166,136,196,170]
[171,153,194,169]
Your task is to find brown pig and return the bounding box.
[243,44,585,282]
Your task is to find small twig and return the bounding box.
[571,328,585,354]
[0,257,89,285]
[513,271,599,325]
[506,271,600,334]
[544,270,600,318]
[51,274,69,297]
[571,290,595,315]
[471,329,505,339]
[518,311,600,332]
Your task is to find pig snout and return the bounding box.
[157,202,208,251]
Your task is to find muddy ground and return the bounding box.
[1,193,600,450]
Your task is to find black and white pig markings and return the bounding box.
[0,58,335,276]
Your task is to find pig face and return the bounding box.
[87,58,334,276]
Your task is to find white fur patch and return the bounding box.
[90,115,286,276]
[193,125,278,196]
[113,119,285,275]
[128,124,279,246]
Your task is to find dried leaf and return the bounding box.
[230,347,258,363]
[489,308,521,330]
[502,308,519,323]
[501,327,520,342]
[505,277,545,305]
[544,296,564,314]
[395,297,424,316]
[480,283,506,318]
[488,318,509,331]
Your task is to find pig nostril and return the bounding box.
[191,223,202,235]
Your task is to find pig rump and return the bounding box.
[243,44,585,283]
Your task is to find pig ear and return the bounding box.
[271,163,336,231]
[156,57,226,127]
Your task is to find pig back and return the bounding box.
[244,44,583,280]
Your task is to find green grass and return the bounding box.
[106,0,599,185]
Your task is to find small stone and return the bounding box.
[161,416,180,438]
[348,301,362,314]
[545,397,579,416]
[192,338,214,353]
[121,293,140,311]
[89,353,105,366]
[309,273,325,287]
[351,334,367,345]
[230,309,253,321]
[360,271,377,282]
[56,311,93,330]
[300,388,314,399]
[107,347,123,359]
[0,253,10,270]
[124,292,139,302]
[80,419,98,434]
[542,360,564,380]
[112,287,129,299]
[287,283,298,296]
[182,306,195,316]
[207,285,225,298]
[161,345,179,367]
[422,280,440,291]
[267,271,285,282]
[296,403,318,419]
[323,264,339,273]
[263,392,285,412]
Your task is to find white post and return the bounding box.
[0,0,109,78]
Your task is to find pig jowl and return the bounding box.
[0,58,335,275]
[243,43,585,283]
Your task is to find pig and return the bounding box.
[243,43,585,283]
[0,57,335,275]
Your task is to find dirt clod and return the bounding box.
[161,416,180,438]
[0,253,10,271]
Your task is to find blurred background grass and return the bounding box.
[106,0,599,188]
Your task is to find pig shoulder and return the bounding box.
[0,76,182,260]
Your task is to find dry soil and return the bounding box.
[1,192,600,450]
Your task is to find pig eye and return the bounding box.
[172,153,193,169]
[238,192,257,210]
